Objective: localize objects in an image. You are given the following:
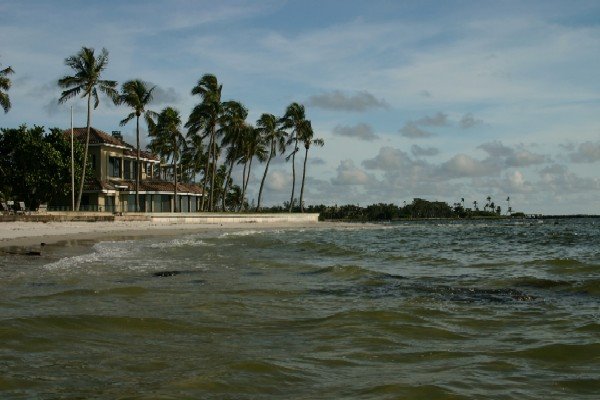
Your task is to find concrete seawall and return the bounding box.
[0,212,320,224]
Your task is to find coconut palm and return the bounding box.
[238,125,266,211]
[298,121,324,213]
[186,74,223,211]
[152,107,184,212]
[280,102,308,212]
[255,113,286,211]
[58,47,119,211]
[119,79,157,212]
[0,62,14,113]
[219,101,248,211]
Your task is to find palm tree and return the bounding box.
[280,102,308,212]
[219,101,248,211]
[58,47,118,211]
[255,113,286,211]
[298,121,324,213]
[119,80,158,212]
[186,74,223,211]
[473,200,478,211]
[238,125,266,211]
[0,62,14,113]
[152,107,184,212]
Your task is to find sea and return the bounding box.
[0,219,598,399]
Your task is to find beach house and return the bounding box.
[65,127,203,213]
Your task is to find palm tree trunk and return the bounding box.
[289,133,298,212]
[200,131,213,211]
[241,156,253,212]
[299,146,309,213]
[209,133,217,211]
[256,142,274,211]
[222,156,235,211]
[173,141,178,213]
[75,93,92,212]
[239,159,248,212]
[135,115,140,212]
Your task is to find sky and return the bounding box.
[1,0,599,214]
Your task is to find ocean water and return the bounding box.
[0,219,598,399]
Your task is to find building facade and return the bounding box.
[67,127,203,213]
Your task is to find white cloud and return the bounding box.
[308,90,388,112]
[415,112,449,127]
[438,154,497,178]
[399,122,434,138]
[332,123,379,141]
[265,170,289,191]
[459,113,484,129]
[332,160,372,186]
[411,145,439,157]
[569,141,600,163]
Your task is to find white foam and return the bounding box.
[148,236,210,249]
[44,240,138,271]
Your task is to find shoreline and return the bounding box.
[0,220,378,250]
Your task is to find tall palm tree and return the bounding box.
[280,102,308,212]
[186,74,223,211]
[219,100,248,211]
[152,107,184,212]
[238,125,266,211]
[0,62,14,113]
[119,80,158,212]
[255,113,286,211]
[58,47,118,211]
[298,121,324,213]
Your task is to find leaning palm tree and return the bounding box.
[58,47,119,211]
[280,102,308,212]
[152,107,184,212]
[219,100,248,211]
[119,79,158,212]
[255,113,286,211]
[0,62,14,113]
[238,125,267,211]
[298,121,324,212]
[186,74,223,211]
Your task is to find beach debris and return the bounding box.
[152,270,180,277]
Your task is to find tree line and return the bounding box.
[1,48,325,213]
[290,198,519,221]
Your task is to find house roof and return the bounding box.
[66,127,160,162]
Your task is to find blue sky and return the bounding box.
[1,0,599,213]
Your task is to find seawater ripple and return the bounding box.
[0,219,598,399]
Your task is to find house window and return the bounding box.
[109,156,121,178]
[124,160,132,180]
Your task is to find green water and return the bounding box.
[1,220,598,399]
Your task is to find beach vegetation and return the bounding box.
[0,125,87,209]
[255,113,286,211]
[280,102,310,212]
[0,60,14,113]
[119,79,158,212]
[57,47,119,211]
[150,107,185,212]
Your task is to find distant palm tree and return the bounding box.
[219,100,248,211]
[473,200,478,211]
[298,121,324,213]
[280,102,309,212]
[238,125,266,211]
[119,80,158,212]
[58,47,119,211]
[0,62,14,113]
[153,107,184,212]
[255,113,286,211]
[186,74,223,211]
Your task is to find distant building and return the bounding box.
[64,127,203,212]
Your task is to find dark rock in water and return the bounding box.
[153,271,180,277]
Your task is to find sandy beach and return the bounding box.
[0,219,353,250]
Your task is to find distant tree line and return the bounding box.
[260,198,517,221]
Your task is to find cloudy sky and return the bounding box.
[1,0,599,214]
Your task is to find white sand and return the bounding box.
[0,220,356,249]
